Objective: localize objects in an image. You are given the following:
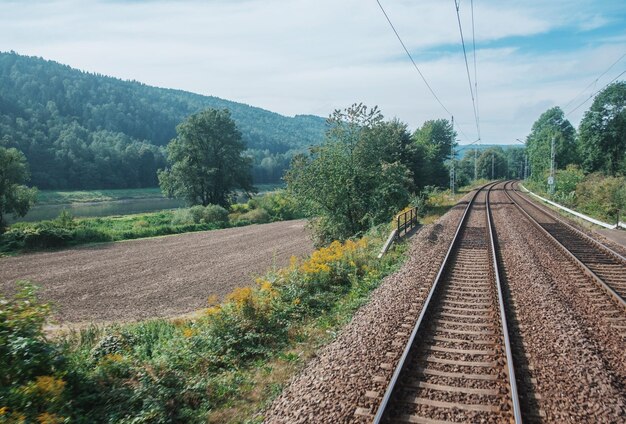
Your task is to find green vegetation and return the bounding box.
[0,147,37,230]
[158,109,254,207]
[0,191,303,254]
[287,104,448,244]
[524,167,626,223]
[0,52,325,189]
[520,81,626,222]
[578,81,626,176]
[0,227,406,423]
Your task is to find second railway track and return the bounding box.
[373,183,521,423]
[504,181,626,309]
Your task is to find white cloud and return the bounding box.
[0,0,624,144]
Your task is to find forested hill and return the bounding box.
[0,51,326,189]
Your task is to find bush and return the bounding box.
[251,191,303,221]
[171,205,229,226]
[237,208,270,224]
[0,283,68,421]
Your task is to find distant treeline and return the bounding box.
[0,51,326,189]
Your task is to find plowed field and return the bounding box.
[0,220,312,324]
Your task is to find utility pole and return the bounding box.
[450,116,455,195]
[474,147,478,181]
[491,153,495,180]
[548,136,556,194]
[524,155,528,180]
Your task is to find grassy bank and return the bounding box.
[523,167,625,225]
[0,191,302,255]
[37,188,165,205]
[36,184,285,206]
[0,225,407,423]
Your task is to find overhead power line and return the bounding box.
[562,52,626,111]
[565,68,626,117]
[453,0,481,141]
[375,0,473,142]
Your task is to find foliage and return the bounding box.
[0,283,68,422]
[0,147,38,231]
[475,147,509,180]
[0,52,326,189]
[412,119,456,189]
[524,171,625,222]
[525,107,578,181]
[171,204,229,226]
[578,81,626,176]
[247,190,303,222]
[236,208,271,225]
[1,228,406,422]
[158,109,255,207]
[286,104,413,244]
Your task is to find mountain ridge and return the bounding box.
[0,51,326,189]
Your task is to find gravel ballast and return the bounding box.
[491,184,626,422]
[265,196,473,423]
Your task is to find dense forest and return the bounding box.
[0,51,326,189]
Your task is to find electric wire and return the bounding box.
[453,0,481,140]
[374,0,473,142]
[565,69,626,117]
[562,52,626,110]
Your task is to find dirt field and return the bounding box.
[0,220,312,324]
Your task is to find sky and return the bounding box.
[1,0,625,145]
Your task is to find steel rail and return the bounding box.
[373,182,521,423]
[504,181,626,309]
[486,182,522,424]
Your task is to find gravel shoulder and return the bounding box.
[0,220,313,324]
[265,195,473,423]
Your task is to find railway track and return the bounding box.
[373,184,521,423]
[504,181,626,309]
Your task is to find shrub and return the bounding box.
[171,205,229,226]
[0,283,68,421]
[202,204,229,224]
[252,191,303,221]
[237,208,270,224]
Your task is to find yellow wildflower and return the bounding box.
[103,353,123,363]
[207,294,219,307]
[205,305,222,316]
[226,287,254,306]
[37,412,63,424]
[33,376,65,399]
[182,327,196,338]
[0,407,8,416]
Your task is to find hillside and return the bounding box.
[0,51,326,189]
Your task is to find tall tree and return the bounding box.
[158,109,254,207]
[578,81,626,176]
[476,147,508,180]
[526,107,577,181]
[412,119,456,189]
[286,104,413,243]
[0,147,38,230]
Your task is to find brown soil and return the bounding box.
[0,220,312,324]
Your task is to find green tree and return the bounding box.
[476,147,508,180]
[578,81,626,176]
[0,147,38,230]
[412,119,456,189]
[286,104,412,243]
[158,109,254,207]
[526,107,577,181]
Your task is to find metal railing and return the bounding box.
[396,207,419,238]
